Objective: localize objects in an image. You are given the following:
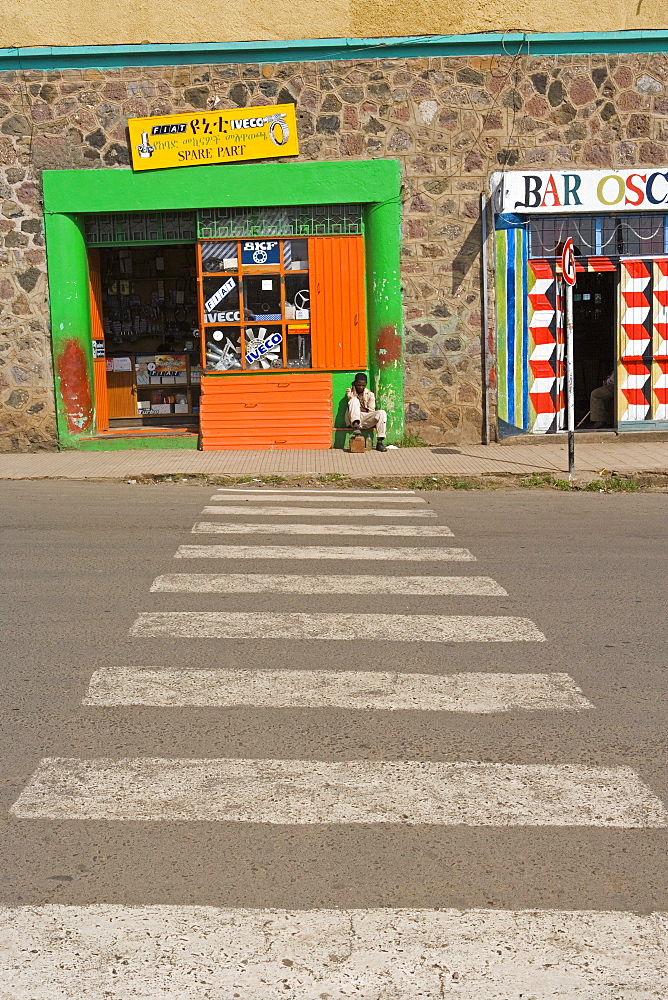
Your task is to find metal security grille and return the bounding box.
[197,204,364,239]
[84,212,197,246]
[529,214,668,258]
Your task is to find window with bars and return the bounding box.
[85,212,197,246]
[528,214,668,258]
[200,238,313,373]
[197,204,364,239]
[85,206,364,246]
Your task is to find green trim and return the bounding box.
[332,370,365,448]
[43,159,404,449]
[365,199,404,442]
[75,434,199,450]
[42,160,399,215]
[4,31,668,71]
[44,211,95,446]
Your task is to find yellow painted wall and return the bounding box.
[2,0,667,48]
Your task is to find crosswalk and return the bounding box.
[82,667,595,710]
[5,485,667,995]
[150,571,507,593]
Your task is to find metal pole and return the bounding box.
[480,193,491,445]
[565,280,575,474]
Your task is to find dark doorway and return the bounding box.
[572,271,617,427]
[98,244,201,429]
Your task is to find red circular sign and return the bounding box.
[561,237,576,286]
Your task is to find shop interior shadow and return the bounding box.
[573,271,616,429]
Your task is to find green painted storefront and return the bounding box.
[43,158,404,450]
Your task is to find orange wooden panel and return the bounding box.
[200,373,332,450]
[88,248,104,341]
[93,359,109,430]
[88,249,109,431]
[106,371,137,418]
[310,236,367,370]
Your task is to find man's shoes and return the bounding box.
[376,440,388,452]
[352,422,362,437]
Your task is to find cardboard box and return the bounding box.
[174,403,189,414]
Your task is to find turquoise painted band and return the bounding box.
[3,31,668,71]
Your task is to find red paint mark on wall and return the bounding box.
[56,339,93,435]
[375,325,402,367]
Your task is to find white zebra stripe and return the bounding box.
[129,612,545,642]
[215,488,417,494]
[11,759,665,826]
[2,905,666,997]
[191,522,455,536]
[202,506,436,518]
[150,573,506,595]
[176,544,474,561]
[82,668,593,711]
[209,494,426,504]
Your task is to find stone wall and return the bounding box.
[3,51,668,448]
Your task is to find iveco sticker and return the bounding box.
[244,329,283,365]
[205,310,240,323]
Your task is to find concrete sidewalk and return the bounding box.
[0,439,667,480]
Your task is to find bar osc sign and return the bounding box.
[492,168,668,213]
[127,103,299,171]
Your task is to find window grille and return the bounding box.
[528,216,597,256]
[84,211,196,246]
[529,214,668,258]
[197,204,364,239]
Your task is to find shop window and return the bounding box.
[243,276,282,321]
[201,241,238,273]
[205,327,242,371]
[202,274,241,322]
[284,274,310,321]
[95,244,202,426]
[244,327,284,369]
[528,216,597,257]
[197,235,366,374]
[616,215,665,257]
[529,214,668,258]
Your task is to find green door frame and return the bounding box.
[42,158,404,448]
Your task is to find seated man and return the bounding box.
[590,370,615,428]
[345,372,388,452]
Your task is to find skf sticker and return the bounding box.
[241,241,280,266]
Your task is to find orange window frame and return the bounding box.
[197,235,367,374]
[197,238,301,373]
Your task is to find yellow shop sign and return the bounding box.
[127,103,299,171]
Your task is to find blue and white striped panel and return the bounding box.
[495,226,529,436]
[283,241,292,270]
[200,242,237,271]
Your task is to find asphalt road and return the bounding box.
[1,481,667,994]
